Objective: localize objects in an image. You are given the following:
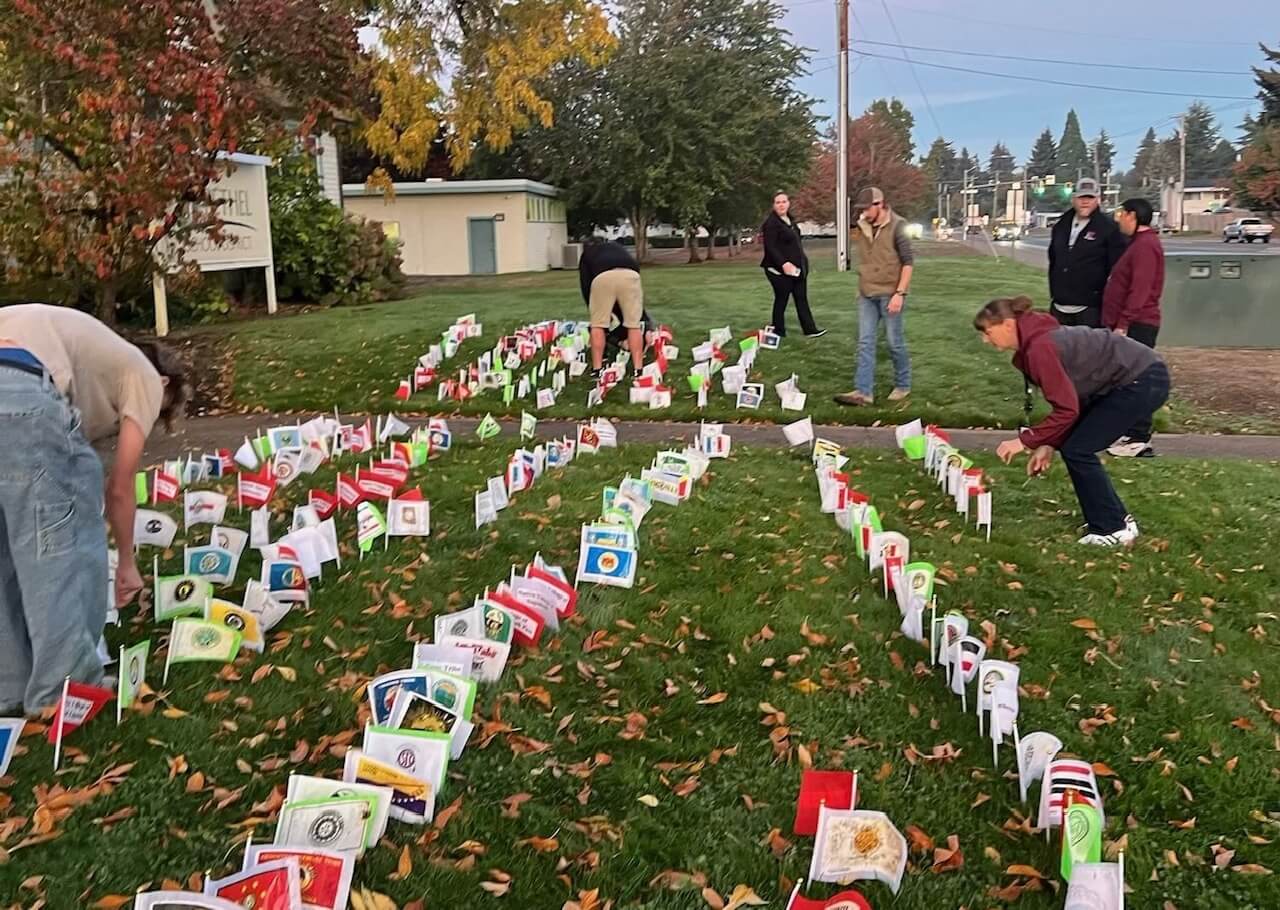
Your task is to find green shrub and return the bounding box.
[269,154,404,306]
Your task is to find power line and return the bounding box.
[852,38,1251,77]
[852,50,1257,101]
[878,1,1258,47]
[874,0,944,140]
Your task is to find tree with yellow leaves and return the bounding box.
[359,0,615,176]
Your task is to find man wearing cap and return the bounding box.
[834,186,915,407]
[1046,177,1127,328]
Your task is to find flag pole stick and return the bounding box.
[52,676,70,771]
[163,629,175,685]
[1118,852,1126,909]
[116,647,124,725]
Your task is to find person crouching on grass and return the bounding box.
[973,295,1170,547]
[0,303,188,715]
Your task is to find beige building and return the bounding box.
[342,179,568,276]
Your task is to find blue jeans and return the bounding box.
[855,294,911,396]
[0,364,107,713]
[1060,362,1171,534]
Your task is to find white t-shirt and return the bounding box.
[0,304,164,442]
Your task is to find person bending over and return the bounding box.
[578,239,644,378]
[974,295,1170,547]
[0,303,188,714]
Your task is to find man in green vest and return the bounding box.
[834,186,915,406]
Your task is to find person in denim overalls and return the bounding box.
[0,304,187,714]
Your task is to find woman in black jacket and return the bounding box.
[760,192,825,338]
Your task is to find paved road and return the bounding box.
[138,412,1280,465]
[1005,233,1280,262]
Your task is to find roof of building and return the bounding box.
[341,178,561,198]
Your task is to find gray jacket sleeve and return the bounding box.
[893,222,915,265]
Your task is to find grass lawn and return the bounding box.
[207,249,1242,434]
[2,433,1278,908]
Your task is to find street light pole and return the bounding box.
[1178,114,1188,232]
[835,0,850,271]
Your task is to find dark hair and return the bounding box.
[1120,197,1153,227]
[973,295,1034,331]
[133,339,189,432]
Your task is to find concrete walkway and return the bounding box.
[142,412,1280,464]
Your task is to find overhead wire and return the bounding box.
[872,0,945,139]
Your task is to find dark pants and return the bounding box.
[765,270,818,336]
[1050,304,1102,328]
[1059,361,1171,534]
[1123,323,1160,442]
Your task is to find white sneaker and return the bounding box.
[1124,514,1140,539]
[1078,524,1139,548]
[1108,439,1153,458]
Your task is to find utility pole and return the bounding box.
[835,0,850,271]
[1178,114,1187,233]
[1092,140,1101,182]
[992,170,1000,222]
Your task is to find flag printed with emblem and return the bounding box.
[205,858,302,910]
[387,497,430,541]
[207,599,265,652]
[356,501,387,555]
[183,490,227,529]
[263,560,310,603]
[0,718,24,778]
[116,640,151,723]
[154,556,214,621]
[164,618,243,682]
[243,844,354,910]
[576,540,637,588]
[134,509,178,548]
[275,795,373,856]
[184,545,238,585]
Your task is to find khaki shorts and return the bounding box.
[588,268,643,330]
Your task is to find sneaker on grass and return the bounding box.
[833,391,874,406]
[1078,520,1139,548]
[1108,438,1153,457]
[887,387,910,402]
[804,329,828,338]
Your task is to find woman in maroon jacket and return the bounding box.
[974,296,1171,547]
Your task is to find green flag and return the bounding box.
[357,501,387,553]
[154,561,214,622]
[134,472,149,505]
[252,435,273,461]
[520,411,537,440]
[477,413,501,441]
[1061,802,1103,881]
[502,384,515,406]
[739,336,759,354]
[117,639,151,721]
[411,442,430,467]
[687,374,707,393]
[164,618,241,682]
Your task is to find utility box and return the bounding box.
[1160,253,1280,348]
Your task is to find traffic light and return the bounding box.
[1061,183,1073,199]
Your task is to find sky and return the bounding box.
[782,0,1280,171]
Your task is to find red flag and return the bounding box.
[788,889,871,910]
[46,681,113,743]
[308,488,339,520]
[356,471,396,501]
[414,365,435,389]
[239,467,276,509]
[218,448,235,474]
[394,379,411,401]
[397,487,424,502]
[389,442,413,467]
[248,848,349,909]
[153,469,179,504]
[349,420,373,454]
[487,589,546,648]
[792,770,856,836]
[527,563,577,618]
[336,472,363,509]
[370,461,409,485]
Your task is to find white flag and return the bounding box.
[134,509,178,548]
[378,413,410,442]
[250,506,271,549]
[783,417,814,448]
[211,525,248,560]
[183,490,227,529]
[233,436,259,471]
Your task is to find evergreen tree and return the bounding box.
[1129,128,1159,186]
[866,98,916,162]
[988,141,1015,176]
[1181,102,1233,182]
[1026,128,1057,178]
[1055,109,1090,183]
[1252,43,1280,131]
[1093,129,1115,177]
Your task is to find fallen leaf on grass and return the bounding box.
[1070,618,1098,631]
[931,834,964,873]
[517,835,560,853]
[905,824,934,854]
[697,692,729,706]
[637,794,659,807]
[724,884,767,910]
[91,897,133,909]
[389,844,413,880]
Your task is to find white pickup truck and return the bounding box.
[1222,217,1274,243]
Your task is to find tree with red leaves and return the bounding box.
[792,108,929,226]
[0,0,363,321]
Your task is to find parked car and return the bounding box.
[992,222,1022,241]
[1223,218,1274,243]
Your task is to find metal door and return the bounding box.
[468,218,497,274]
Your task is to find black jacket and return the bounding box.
[760,212,807,274]
[579,241,640,303]
[1047,208,1127,311]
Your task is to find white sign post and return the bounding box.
[152,152,278,337]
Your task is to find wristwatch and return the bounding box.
[894,289,909,296]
